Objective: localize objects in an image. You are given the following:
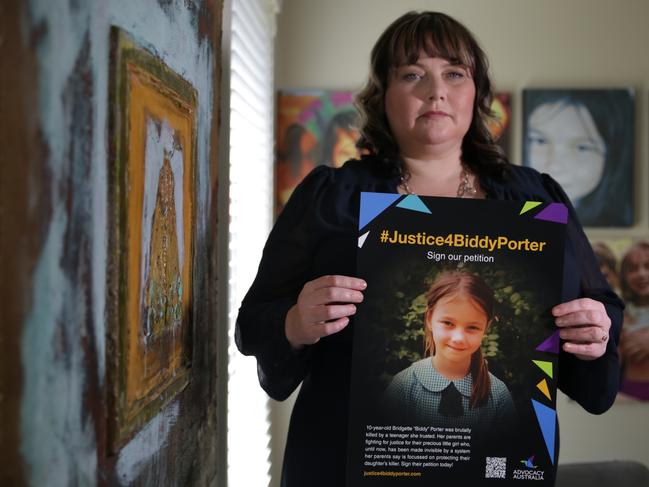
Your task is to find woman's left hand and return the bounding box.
[552,298,611,361]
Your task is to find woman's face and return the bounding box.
[427,292,488,367]
[385,53,475,159]
[527,102,606,202]
[624,247,649,298]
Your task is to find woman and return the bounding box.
[236,11,621,486]
[382,271,516,431]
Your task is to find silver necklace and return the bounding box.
[400,167,478,198]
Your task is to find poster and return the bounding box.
[347,194,567,485]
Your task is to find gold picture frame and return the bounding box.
[106,27,197,451]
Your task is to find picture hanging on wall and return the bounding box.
[106,27,197,451]
[275,89,363,215]
[522,88,635,227]
[488,92,512,159]
[590,238,649,403]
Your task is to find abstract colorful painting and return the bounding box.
[106,27,196,450]
[590,238,649,402]
[275,89,362,214]
[522,89,635,227]
[488,92,512,158]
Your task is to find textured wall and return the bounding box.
[2,0,222,486]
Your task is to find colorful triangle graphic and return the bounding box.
[534,203,568,224]
[358,231,369,249]
[533,360,554,379]
[359,192,401,229]
[532,399,556,464]
[396,195,432,214]
[536,331,560,354]
[520,201,542,215]
[536,379,552,401]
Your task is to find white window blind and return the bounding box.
[227,0,279,486]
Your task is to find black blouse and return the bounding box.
[235,157,623,487]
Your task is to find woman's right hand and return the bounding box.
[285,275,366,350]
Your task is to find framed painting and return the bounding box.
[488,92,512,159]
[106,27,196,451]
[522,88,635,227]
[275,89,362,215]
[590,238,649,403]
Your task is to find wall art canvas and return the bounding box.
[522,88,635,227]
[489,92,512,159]
[590,238,649,402]
[275,89,362,214]
[106,27,196,450]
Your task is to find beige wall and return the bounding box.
[271,0,649,484]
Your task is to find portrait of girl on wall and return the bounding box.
[590,239,649,402]
[381,270,516,433]
[522,89,635,227]
[619,241,649,400]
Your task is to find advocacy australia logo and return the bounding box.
[512,455,545,481]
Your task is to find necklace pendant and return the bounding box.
[400,176,413,195]
[400,166,477,198]
[456,168,477,198]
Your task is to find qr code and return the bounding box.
[485,457,507,479]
